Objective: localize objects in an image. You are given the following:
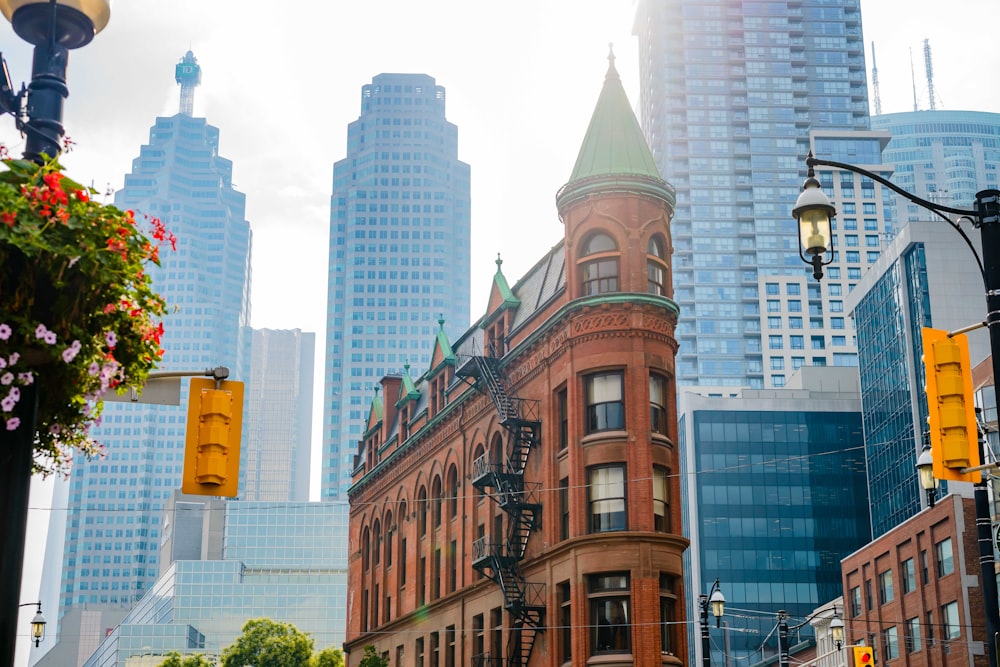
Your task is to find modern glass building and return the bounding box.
[633,0,874,388]
[846,220,990,538]
[872,110,1000,217]
[243,328,314,501]
[679,367,870,665]
[322,73,471,500]
[36,52,252,660]
[80,501,349,667]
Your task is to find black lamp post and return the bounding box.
[17,602,45,647]
[698,579,725,667]
[916,436,937,507]
[776,608,844,667]
[0,2,109,665]
[793,151,1000,667]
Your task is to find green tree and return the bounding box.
[310,647,345,667]
[158,651,215,667]
[356,645,388,667]
[220,618,314,667]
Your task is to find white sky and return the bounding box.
[5,1,999,665]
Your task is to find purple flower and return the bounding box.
[0,358,5,370]
[48,423,61,435]
[0,323,10,340]
[34,323,48,339]
[8,387,19,401]
[5,417,20,431]
[62,345,80,363]
[17,372,33,385]
[0,372,12,386]
[44,331,56,345]
[105,331,117,348]
[88,362,100,376]
[8,352,19,365]
[1,396,15,412]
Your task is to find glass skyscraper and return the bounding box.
[679,367,870,665]
[40,52,252,654]
[633,0,871,388]
[322,73,471,500]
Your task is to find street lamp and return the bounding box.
[794,150,1000,667]
[829,612,845,651]
[792,167,836,280]
[0,3,110,665]
[776,608,845,667]
[699,579,725,667]
[916,436,937,507]
[17,602,45,647]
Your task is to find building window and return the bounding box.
[906,617,921,652]
[647,236,668,295]
[850,586,862,617]
[589,573,631,654]
[589,465,626,532]
[902,558,915,594]
[660,574,677,655]
[878,570,894,604]
[884,626,899,660]
[558,581,572,663]
[560,478,570,541]
[447,466,459,519]
[430,631,439,667]
[417,487,427,537]
[585,372,624,433]
[920,550,929,584]
[432,476,443,528]
[416,637,425,667]
[942,601,961,639]
[445,626,455,667]
[769,335,783,350]
[649,374,668,435]
[936,538,954,576]
[653,466,670,532]
[865,579,873,610]
[472,614,484,664]
[557,387,568,451]
[581,233,619,295]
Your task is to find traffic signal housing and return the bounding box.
[852,646,873,666]
[922,328,981,483]
[182,378,244,497]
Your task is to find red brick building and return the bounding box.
[344,54,689,667]
[841,494,989,667]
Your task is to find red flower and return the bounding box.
[74,189,89,203]
[1,211,15,227]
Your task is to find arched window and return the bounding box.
[647,235,668,296]
[361,527,371,572]
[447,466,459,519]
[417,487,428,537]
[432,476,443,528]
[384,511,394,567]
[580,233,619,295]
[372,519,381,567]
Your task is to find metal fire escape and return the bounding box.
[458,344,544,667]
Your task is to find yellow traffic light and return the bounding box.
[182,377,243,497]
[922,328,981,483]
[852,645,873,666]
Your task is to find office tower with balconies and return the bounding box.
[634,0,872,388]
[322,73,471,500]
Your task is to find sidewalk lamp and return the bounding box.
[16,602,44,647]
[777,608,845,667]
[916,438,937,507]
[699,579,725,667]
[793,150,1000,667]
[0,2,110,665]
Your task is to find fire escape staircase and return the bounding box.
[458,348,544,667]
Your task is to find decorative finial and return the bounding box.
[608,43,615,65]
[404,361,410,374]
[374,384,380,396]
[438,315,445,330]
[605,43,620,81]
[496,253,503,270]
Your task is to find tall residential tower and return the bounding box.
[322,73,471,500]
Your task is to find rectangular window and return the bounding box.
[790,336,804,349]
[653,466,670,532]
[902,558,915,594]
[559,581,572,662]
[650,374,668,435]
[936,538,954,576]
[884,626,899,659]
[416,637,425,667]
[589,465,626,532]
[560,478,570,541]
[767,299,781,312]
[490,607,503,663]
[921,550,929,584]
[906,617,921,652]
[850,586,862,617]
[769,335,783,350]
[865,579,873,610]
[472,614,484,663]
[878,570,894,604]
[942,601,961,639]
[430,631,439,667]
[590,573,631,654]
[660,574,677,654]
[585,372,625,433]
[558,388,568,451]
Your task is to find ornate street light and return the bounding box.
[792,164,836,280]
[916,438,937,507]
[0,3,110,664]
[794,150,1000,667]
[829,611,845,651]
[699,579,725,667]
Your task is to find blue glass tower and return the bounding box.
[634,0,871,388]
[322,73,471,500]
[42,51,251,648]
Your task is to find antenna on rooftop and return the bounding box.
[871,41,882,116]
[909,47,919,112]
[923,38,936,111]
[175,50,201,116]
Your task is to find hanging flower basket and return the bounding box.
[0,146,174,476]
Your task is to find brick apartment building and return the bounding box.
[344,54,689,666]
[841,494,989,667]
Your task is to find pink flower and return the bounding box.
[0,323,10,340]
[105,331,117,348]
[8,353,19,365]
[48,424,61,435]
[62,343,80,363]
[0,358,5,370]
[44,331,57,345]
[17,372,33,385]
[8,387,19,401]
[0,372,12,386]
[88,362,100,376]
[5,417,19,431]
[1,396,15,412]
[34,323,48,339]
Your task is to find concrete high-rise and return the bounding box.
[35,52,252,663]
[243,328,314,501]
[322,73,471,500]
[634,0,872,388]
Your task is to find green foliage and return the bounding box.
[220,618,315,667]
[356,645,388,667]
[0,149,172,475]
[310,647,345,667]
[158,652,215,667]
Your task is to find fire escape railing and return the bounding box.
[457,346,544,667]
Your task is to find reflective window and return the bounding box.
[589,573,631,654]
[581,233,619,295]
[586,372,625,433]
[589,465,626,533]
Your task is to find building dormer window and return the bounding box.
[580,233,619,295]
[647,235,668,296]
